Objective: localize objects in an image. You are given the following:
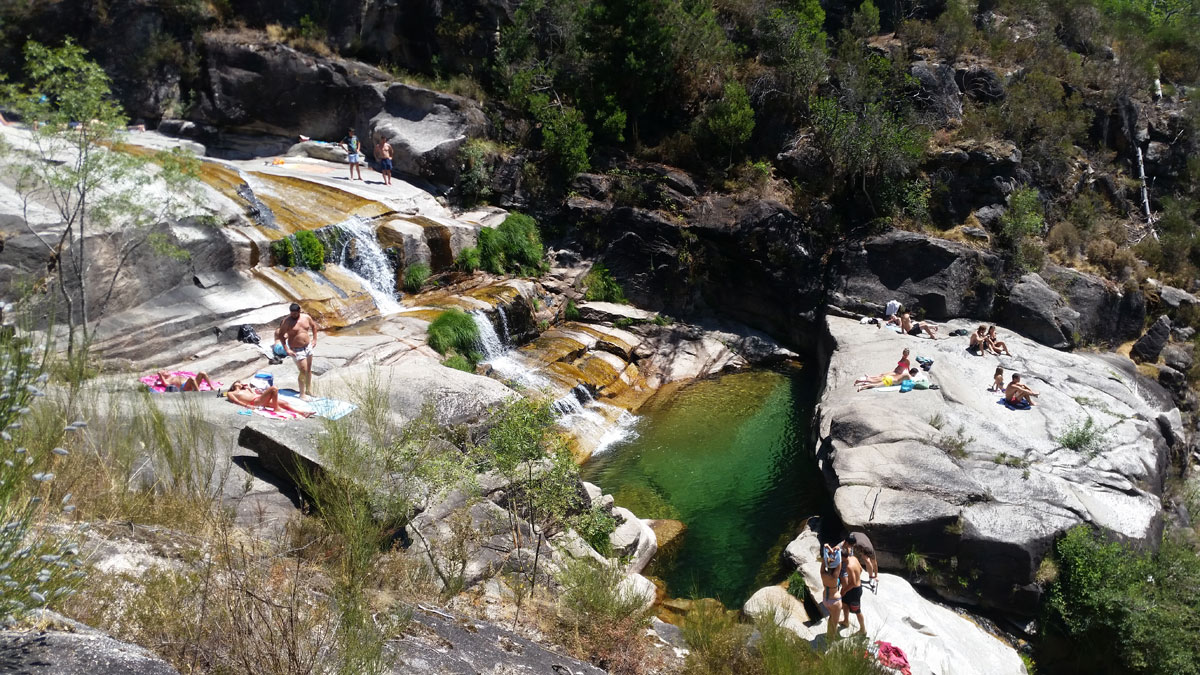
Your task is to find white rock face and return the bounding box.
[617,573,658,613]
[742,586,816,640]
[820,316,1171,613]
[608,507,658,574]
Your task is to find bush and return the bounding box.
[455,246,481,273]
[441,355,473,372]
[456,139,494,206]
[294,230,325,270]
[570,506,616,556]
[699,80,755,165]
[1056,416,1103,454]
[271,232,325,270]
[583,265,626,303]
[426,309,480,358]
[477,212,545,275]
[557,559,653,673]
[403,263,431,294]
[564,300,581,321]
[1041,526,1200,675]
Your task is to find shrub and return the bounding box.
[583,265,626,303]
[570,506,616,556]
[564,300,581,321]
[455,246,481,272]
[456,138,494,206]
[1041,526,1200,675]
[426,309,480,357]
[1056,416,1103,455]
[294,230,325,270]
[477,213,545,275]
[441,355,473,372]
[403,263,431,294]
[270,237,296,267]
[699,80,755,165]
[557,559,653,673]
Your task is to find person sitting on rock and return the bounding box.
[968,325,988,354]
[901,312,939,340]
[854,348,911,386]
[985,325,1012,356]
[1004,373,1039,407]
[155,371,215,392]
[858,368,919,392]
[989,366,1005,392]
[226,381,313,417]
[821,544,844,643]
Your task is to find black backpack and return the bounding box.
[237,324,261,344]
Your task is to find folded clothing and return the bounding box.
[140,371,221,393]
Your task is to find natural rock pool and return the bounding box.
[581,368,830,606]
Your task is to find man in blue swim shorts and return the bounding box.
[375,135,393,186]
[340,127,363,181]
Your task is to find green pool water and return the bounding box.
[580,368,829,606]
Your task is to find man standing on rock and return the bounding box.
[839,544,868,636]
[847,532,879,590]
[375,135,393,186]
[340,127,363,181]
[274,303,320,400]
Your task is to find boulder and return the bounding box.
[924,140,1022,226]
[1158,364,1186,392]
[742,586,816,640]
[1131,315,1172,363]
[609,507,658,574]
[577,301,657,324]
[830,230,1004,320]
[819,316,1171,614]
[910,62,963,125]
[1159,285,1198,310]
[392,605,606,674]
[369,83,488,185]
[0,612,179,674]
[1039,265,1145,345]
[617,573,658,612]
[1163,344,1194,373]
[286,140,348,163]
[1000,273,1080,349]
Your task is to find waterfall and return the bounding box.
[472,310,506,360]
[497,306,511,344]
[335,217,401,314]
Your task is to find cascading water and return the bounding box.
[497,306,510,344]
[470,310,638,452]
[335,217,401,315]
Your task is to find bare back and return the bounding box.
[277,313,318,350]
[843,555,863,589]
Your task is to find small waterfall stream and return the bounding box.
[471,310,637,452]
[335,217,402,315]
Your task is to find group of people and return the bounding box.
[144,303,322,415]
[968,325,1011,356]
[820,533,879,641]
[339,127,394,186]
[854,347,922,392]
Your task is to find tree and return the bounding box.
[701,81,756,166]
[2,40,201,362]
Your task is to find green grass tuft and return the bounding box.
[403,263,431,293]
[426,309,480,358]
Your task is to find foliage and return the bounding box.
[570,505,616,556]
[1056,416,1104,454]
[583,264,626,303]
[755,1,828,110]
[564,299,581,321]
[477,212,546,275]
[557,558,655,673]
[426,309,480,360]
[455,246,482,273]
[455,138,494,206]
[2,40,201,358]
[0,326,83,619]
[441,355,474,372]
[402,263,431,294]
[699,81,755,165]
[1041,526,1200,675]
[806,94,926,204]
[999,188,1046,271]
[295,230,325,270]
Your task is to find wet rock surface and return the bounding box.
[819,316,1171,614]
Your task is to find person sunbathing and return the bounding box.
[1004,374,1039,406]
[155,371,214,392]
[900,312,939,339]
[854,349,911,386]
[858,368,919,392]
[985,326,1012,356]
[226,381,313,417]
[968,325,987,354]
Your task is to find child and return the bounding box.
[989,366,1004,392]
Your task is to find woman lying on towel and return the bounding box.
[226,381,314,417]
[153,371,216,392]
[857,368,920,392]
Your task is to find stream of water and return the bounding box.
[335,217,402,315]
[580,368,829,607]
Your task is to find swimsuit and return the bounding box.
[882,375,893,387]
[380,158,392,171]
[908,324,923,336]
[822,583,841,609]
[291,344,315,361]
[842,585,863,613]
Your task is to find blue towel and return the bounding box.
[998,398,1030,410]
[307,398,357,421]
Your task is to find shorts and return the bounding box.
[842,586,863,613]
[380,158,392,171]
[882,375,893,387]
[292,344,315,362]
[165,384,182,393]
[347,153,360,164]
[908,325,923,336]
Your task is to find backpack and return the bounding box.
[900,379,916,393]
[237,324,261,345]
